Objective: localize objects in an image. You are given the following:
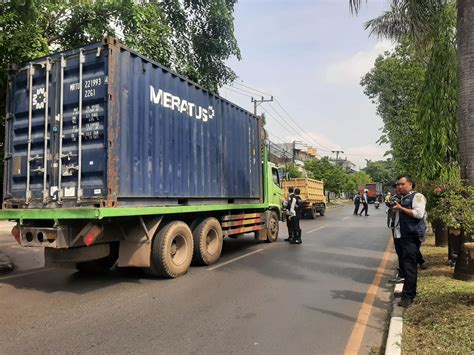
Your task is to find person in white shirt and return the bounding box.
[359,189,369,216]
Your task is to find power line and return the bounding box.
[224,81,387,161]
[231,81,272,97]
[221,86,253,98]
[229,81,338,152]
[263,106,333,154]
[273,98,336,152]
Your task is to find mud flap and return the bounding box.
[117,216,163,267]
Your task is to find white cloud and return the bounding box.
[323,39,395,88]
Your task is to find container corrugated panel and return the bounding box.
[4,38,262,209]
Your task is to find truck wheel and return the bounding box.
[308,208,316,220]
[76,242,118,273]
[148,221,193,278]
[192,218,223,266]
[266,211,279,243]
[319,209,325,216]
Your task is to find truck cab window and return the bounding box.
[272,168,280,186]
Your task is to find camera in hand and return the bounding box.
[387,195,401,208]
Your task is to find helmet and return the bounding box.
[387,192,391,195]
[364,189,368,192]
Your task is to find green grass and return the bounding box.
[402,235,474,353]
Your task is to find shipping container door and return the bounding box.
[5,45,108,207]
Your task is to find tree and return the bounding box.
[362,159,397,186]
[360,40,425,177]
[305,158,347,194]
[457,1,474,186]
[0,1,240,99]
[455,0,474,280]
[284,164,303,179]
[343,171,372,195]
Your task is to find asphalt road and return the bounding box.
[0,204,395,354]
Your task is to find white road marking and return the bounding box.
[0,267,52,281]
[207,249,264,271]
[342,217,350,221]
[305,225,327,234]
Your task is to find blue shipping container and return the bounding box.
[4,38,262,209]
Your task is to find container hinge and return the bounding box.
[6,113,14,120]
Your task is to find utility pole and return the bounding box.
[251,95,274,115]
[332,150,344,163]
[293,140,296,164]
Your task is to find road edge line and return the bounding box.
[343,237,394,355]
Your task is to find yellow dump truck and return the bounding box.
[281,178,326,219]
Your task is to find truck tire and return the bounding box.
[266,211,279,243]
[308,207,316,220]
[148,221,193,278]
[319,209,325,216]
[76,242,118,273]
[192,218,223,266]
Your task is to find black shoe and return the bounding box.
[418,263,428,270]
[365,214,369,216]
[389,276,405,284]
[296,240,302,244]
[284,238,292,242]
[398,298,414,308]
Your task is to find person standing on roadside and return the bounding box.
[284,187,295,242]
[388,186,404,284]
[353,192,361,215]
[359,189,369,216]
[289,188,303,244]
[392,175,427,308]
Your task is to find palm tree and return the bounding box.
[350,0,473,280]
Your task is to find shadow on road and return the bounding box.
[0,234,265,294]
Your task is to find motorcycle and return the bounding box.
[374,200,380,209]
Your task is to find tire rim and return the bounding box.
[170,234,188,266]
[269,217,278,238]
[206,228,219,255]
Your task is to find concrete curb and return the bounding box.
[385,283,404,355]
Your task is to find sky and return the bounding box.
[220,0,393,169]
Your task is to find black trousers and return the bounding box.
[291,216,302,242]
[415,238,425,265]
[359,203,368,216]
[286,218,294,239]
[399,236,419,300]
[393,238,405,278]
[353,203,360,215]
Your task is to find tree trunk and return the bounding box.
[455,0,474,280]
[457,0,474,185]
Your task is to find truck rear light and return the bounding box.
[11,226,21,244]
[83,225,101,246]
